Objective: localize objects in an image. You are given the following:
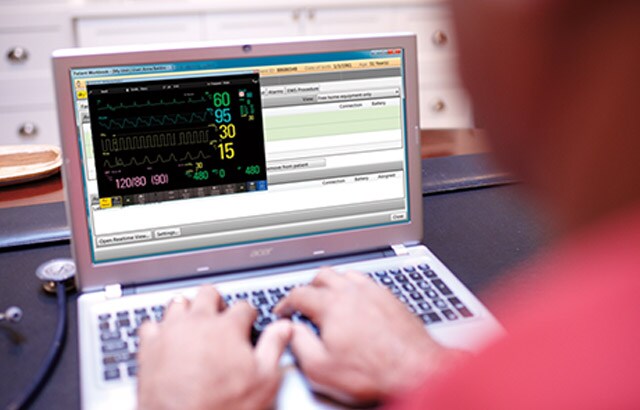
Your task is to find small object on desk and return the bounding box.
[0,145,62,187]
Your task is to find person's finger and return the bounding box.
[225,301,258,336]
[289,323,331,381]
[274,286,327,321]
[138,320,160,343]
[190,285,223,316]
[163,294,190,322]
[255,320,293,377]
[311,267,345,288]
[344,270,370,284]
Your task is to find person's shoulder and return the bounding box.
[388,204,640,410]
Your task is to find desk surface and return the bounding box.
[0,183,545,409]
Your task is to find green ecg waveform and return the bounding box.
[97,97,207,112]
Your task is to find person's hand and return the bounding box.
[274,268,463,405]
[137,286,292,410]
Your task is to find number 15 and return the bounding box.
[218,142,235,160]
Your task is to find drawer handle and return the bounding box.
[7,46,29,64]
[432,30,449,47]
[432,99,447,113]
[18,122,39,138]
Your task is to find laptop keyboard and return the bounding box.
[96,262,474,382]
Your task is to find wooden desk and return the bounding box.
[0,129,489,209]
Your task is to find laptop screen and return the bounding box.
[69,49,410,263]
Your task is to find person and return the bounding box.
[137,0,640,408]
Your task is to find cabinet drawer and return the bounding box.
[0,27,68,73]
[0,72,54,108]
[0,108,60,146]
[419,86,473,129]
[76,15,204,47]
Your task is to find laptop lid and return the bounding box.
[52,34,423,292]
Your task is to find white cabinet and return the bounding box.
[0,19,72,145]
[0,1,473,146]
[76,15,204,47]
[204,11,303,41]
[304,8,396,36]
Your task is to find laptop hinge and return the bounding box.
[105,284,123,299]
[391,244,410,256]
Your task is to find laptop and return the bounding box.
[52,33,504,409]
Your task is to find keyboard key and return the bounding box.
[103,352,135,365]
[100,331,121,342]
[402,283,416,292]
[417,263,431,272]
[409,292,423,301]
[381,277,393,286]
[448,297,474,318]
[116,318,131,328]
[374,271,388,278]
[268,288,283,296]
[127,365,138,377]
[394,274,408,283]
[104,367,121,381]
[432,279,453,296]
[416,280,430,291]
[98,313,111,321]
[151,305,165,313]
[433,299,448,310]
[426,289,439,299]
[423,270,438,279]
[389,285,401,295]
[134,308,147,315]
[407,305,416,314]
[409,272,422,281]
[98,321,110,331]
[397,295,408,304]
[389,268,401,275]
[403,266,416,273]
[253,296,269,306]
[116,311,129,318]
[252,290,265,297]
[102,340,127,353]
[417,301,432,312]
[442,309,458,321]
[420,312,442,325]
[236,292,249,299]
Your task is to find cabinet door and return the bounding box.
[76,15,204,47]
[305,8,396,36]
[204,11,303,42]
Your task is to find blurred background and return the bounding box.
[0,0,488,158]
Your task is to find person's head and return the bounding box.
[450,0,640,233]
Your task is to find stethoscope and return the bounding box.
[3,258,76,410]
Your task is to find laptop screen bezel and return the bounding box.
[53,34,423,292]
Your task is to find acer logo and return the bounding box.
[250,248,273,258]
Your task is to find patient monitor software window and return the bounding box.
[70,49,410,262]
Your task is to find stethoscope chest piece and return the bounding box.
[35,258,76,294]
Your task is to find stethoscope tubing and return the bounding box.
[7,282,67,410]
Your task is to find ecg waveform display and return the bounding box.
[87,73,267,207]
